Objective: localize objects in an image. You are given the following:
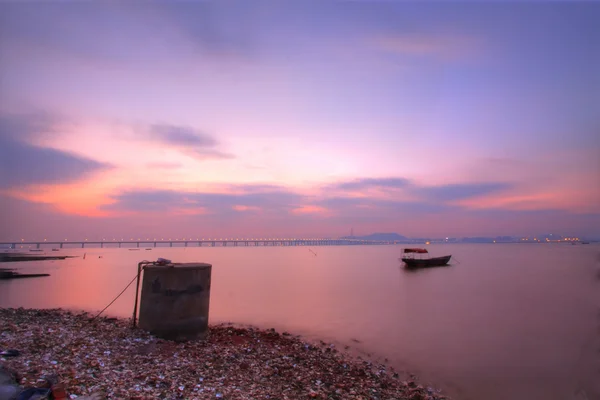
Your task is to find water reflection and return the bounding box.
[1,244,598,400]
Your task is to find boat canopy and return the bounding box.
[403,248,428,254]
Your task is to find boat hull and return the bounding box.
[402,255,451,269]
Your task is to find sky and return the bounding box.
[0,1,599,241]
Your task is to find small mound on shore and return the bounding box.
[0,308,447,399]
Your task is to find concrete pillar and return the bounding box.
[138,263,212,341]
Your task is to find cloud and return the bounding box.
[291,205,329,215]
[0,113,110,189]
[101,184,304,215]
[328,177,511,202]
[318,196,451,216]
[370,33,479,60]
[0,111,55,142]
[330,177,411,191]
[146,124,234,160]
[414,182,512,202]
[153,2,262,62]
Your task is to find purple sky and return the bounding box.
[1,1,599,241]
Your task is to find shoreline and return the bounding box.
[0,308,448,399]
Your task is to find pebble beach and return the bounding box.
[0,308,448,399]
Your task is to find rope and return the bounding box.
[91,272,139,321]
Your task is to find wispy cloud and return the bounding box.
[157,2,259,61]
[414,182,512,202]
[101,184,304,215]
[370,33,479,60]
[330,177,411,191]
[328,177,511,203]
[0,113,110,189]
[146,124,234,160]
[318,196,450,216]
[100,178,508,224]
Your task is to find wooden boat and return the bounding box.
[400,248,451,269]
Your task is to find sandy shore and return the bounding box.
[0,308,448,399]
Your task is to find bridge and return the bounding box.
[1,238,403,249]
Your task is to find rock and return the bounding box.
[0,309,448,400]
[0,366,20,400]
[75,392,105,400]
[0,384,19,400]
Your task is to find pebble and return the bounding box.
[0,308,449,399]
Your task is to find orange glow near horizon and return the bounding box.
[290,205,331,215]
[1,2,598,240]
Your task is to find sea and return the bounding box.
[1,243,599,400]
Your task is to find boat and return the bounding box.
[400,248,451,269]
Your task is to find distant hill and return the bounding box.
[342,232,409,241]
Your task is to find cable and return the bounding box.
[91,272,139,321]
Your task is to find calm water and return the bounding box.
[1,244,599,400]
